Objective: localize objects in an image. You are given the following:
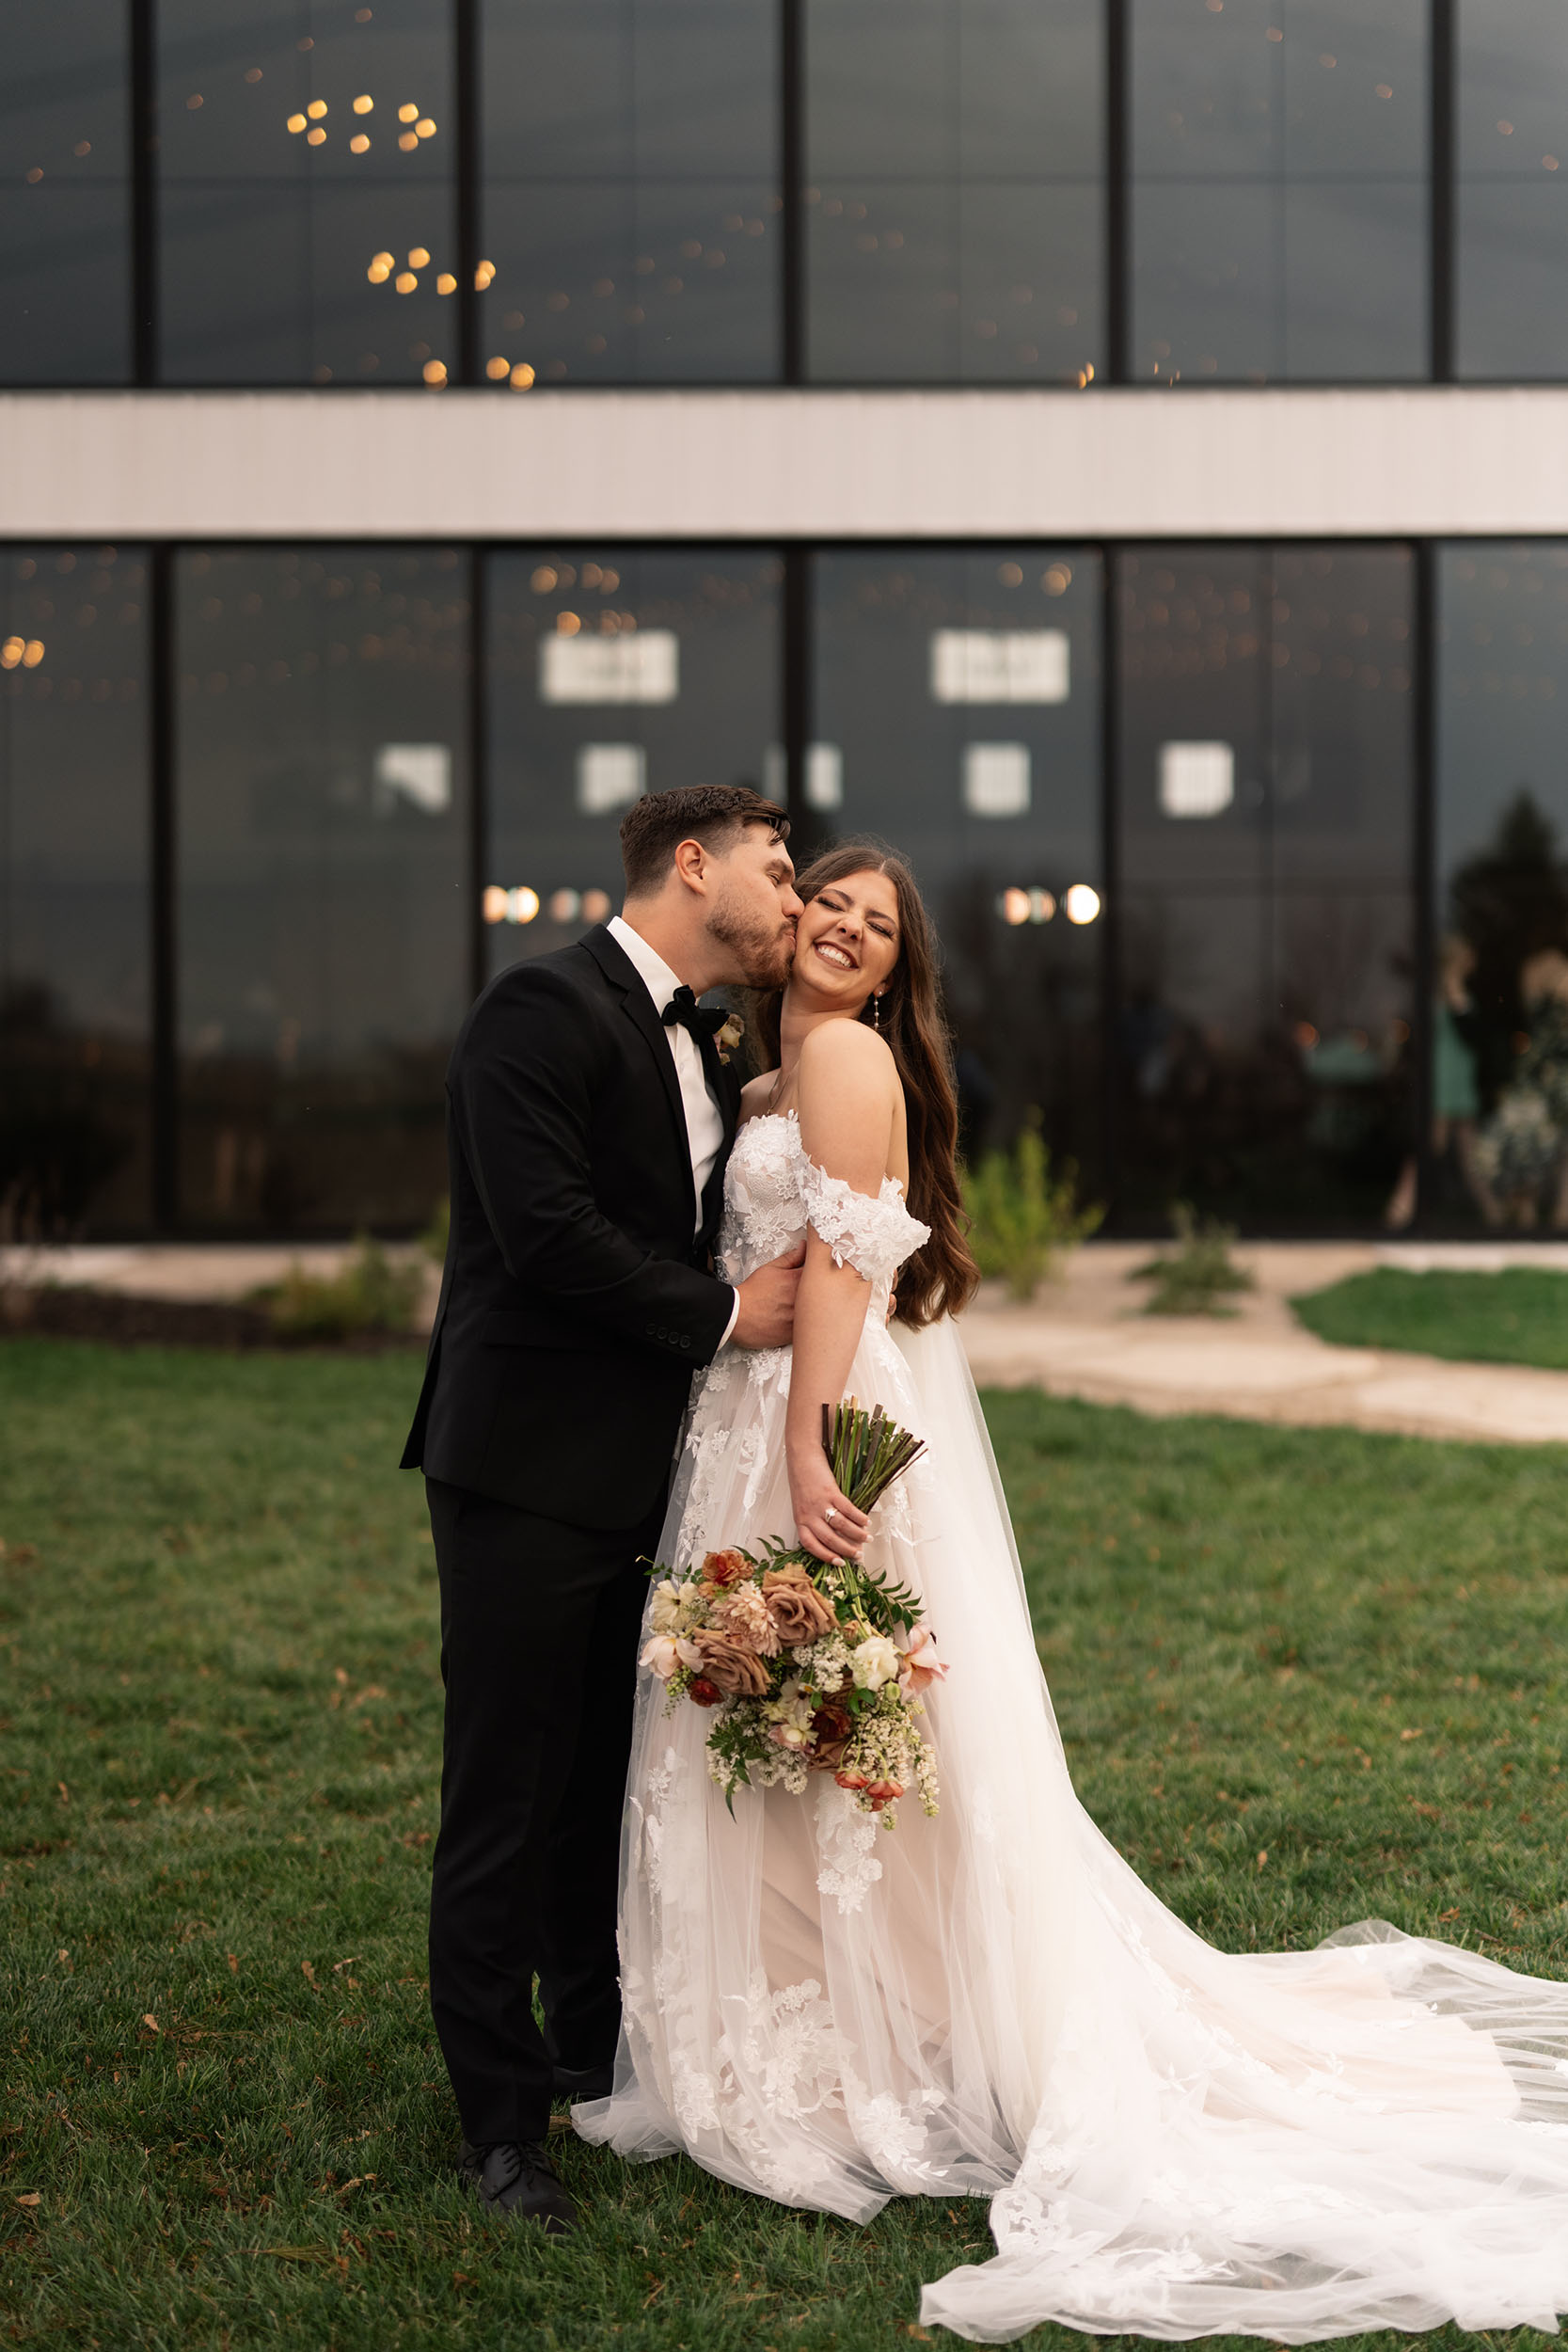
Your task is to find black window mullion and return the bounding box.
[1431,0,1455,382]
[467,546,489,1000]
[456,0,481,387]
[1106,0,1129,388]
[782,0,804,384]
[1099,543,1122,1216]
[129,0,157,384]
[1412,538,1438,1225]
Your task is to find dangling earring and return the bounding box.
[872,993,882,1031]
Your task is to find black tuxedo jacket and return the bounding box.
[401,924,741,1528]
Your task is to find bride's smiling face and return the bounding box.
[788,867,902,1016]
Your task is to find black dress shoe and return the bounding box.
[457,2139,577,2235]
[552,2059,614,2103]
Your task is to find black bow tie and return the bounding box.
[662,985,727,1040]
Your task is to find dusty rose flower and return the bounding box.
[762,1566,837,1646]
[867,1778,904,1812]
[691,1629,772,1698]
[897,1624,949,1697]
[713,1581,781,1658]
[689,1676,722,1707]
[701,1548,749,1589]
[834,1768,870,1792]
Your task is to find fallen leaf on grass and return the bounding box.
[906,2329,934,2342]
[301,1961,318,1986]
[15,2193,40,2208]
[141,2014,159,2033]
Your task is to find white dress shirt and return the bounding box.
[608,915,739,1344]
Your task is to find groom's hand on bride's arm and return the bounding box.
[729,1241,806,1350]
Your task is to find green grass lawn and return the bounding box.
[1294,1264,1568,1369]
[5,1340,1568,2352]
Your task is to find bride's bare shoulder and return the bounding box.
[798,1018,899,1097]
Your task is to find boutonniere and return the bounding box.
[715,1012,745,1066]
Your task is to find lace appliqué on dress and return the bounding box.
[793,1138,930,1294]
[816,1779,885,1915]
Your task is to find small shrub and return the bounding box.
[420,1194,450,1264]
[256,1236,424,1343]
[963,1111,1104,1302]
[1132,1202,1255,1317]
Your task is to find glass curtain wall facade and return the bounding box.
[14,0,1568,388]
[15,534,1568,1239]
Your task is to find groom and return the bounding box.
[402,783,804,2233]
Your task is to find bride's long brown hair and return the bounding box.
[752,839,978,1328]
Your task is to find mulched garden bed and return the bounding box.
[0,1283,423,1352]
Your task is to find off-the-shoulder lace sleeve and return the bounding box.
[793,1137,931,1291]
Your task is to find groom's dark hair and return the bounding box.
[620,784,790,898]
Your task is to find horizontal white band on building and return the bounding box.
[8,386,1568,542]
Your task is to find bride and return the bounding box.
[578,840,1568,2344]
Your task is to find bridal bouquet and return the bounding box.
[641,1402,946,1826]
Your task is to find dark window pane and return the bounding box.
[1434,545,1568,1228]
[175,548,470,1228]
[1457,2,1568,376]
[485,549,782,970]
[481,2,779,386]
[806,0,1103,385]
[1132,0,1428,383]
[0,2,131,383]
[1117,545,1416,1223]
[811,548,1102,1173]
[0,546,150,1232]
[158,0,456,386]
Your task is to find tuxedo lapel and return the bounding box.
[580,922,697,1232]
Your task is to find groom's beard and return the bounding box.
[705,895,797,989]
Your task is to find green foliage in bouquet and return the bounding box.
[963,1109,1104,1301]
[1132,1202,1256,1318]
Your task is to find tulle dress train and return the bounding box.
[577,1113,1568,2343]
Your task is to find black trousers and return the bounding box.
[425,1474,666,2149]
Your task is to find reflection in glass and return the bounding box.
[481,1,779,385]
[0,546,150,1233]
[175,548,470,1228]
[1434,545,1568,1227]
[1457,2,1568,377]
[811,549,1102,1172]
[806,0,1102,384]
[158,0,456,385]
[1131,0,1428,383]
[485,549,782,972]
[0,1,132,382]
[1117,545,1415,1222]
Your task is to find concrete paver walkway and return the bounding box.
[8,1236,1568,1447]
[961,1240,1568,1447]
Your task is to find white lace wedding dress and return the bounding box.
[578,1111,1568,2343]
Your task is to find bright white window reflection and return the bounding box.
[806,742,844,811]
[930,629,1069,705]
[576,741,647,816]
[963,741,1031,818]
[1064,883,1101,925]
[373,742,451,814]
[541,630,679,706]
[1159,740,1235,818]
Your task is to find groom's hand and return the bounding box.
[730,1241,805,1349]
